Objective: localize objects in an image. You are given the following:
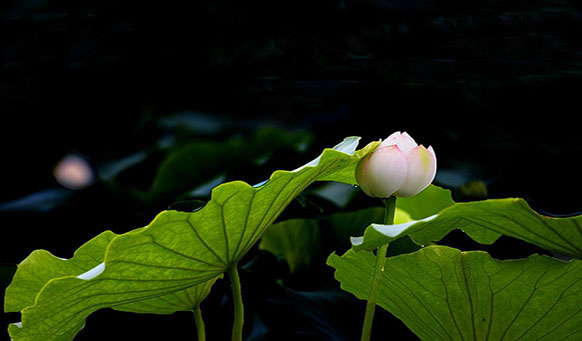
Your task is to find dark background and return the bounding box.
[1,0,582,340]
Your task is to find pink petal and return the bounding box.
[380,131,418,154]
[395,145,437,197]
[355,153,374,197]
[366,145,408,197]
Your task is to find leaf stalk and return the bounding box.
[361,196,396,341]
[193,305,206,341]
[228,264,244,341]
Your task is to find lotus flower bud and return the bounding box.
[356,132,437,198]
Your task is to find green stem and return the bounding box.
[193,305,206,341]
[228,264,244,341]
[361,196,396,341]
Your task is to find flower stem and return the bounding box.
[361,196,396,341]
[228,264,244,341]
[193,305,206,341]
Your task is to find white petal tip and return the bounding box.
[350,236,364,246]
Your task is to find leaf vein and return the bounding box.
[184,219,229,266]
[499,263,550,340]
[232,190,256,262]
[150,239,225,269]
[382,272,454,340]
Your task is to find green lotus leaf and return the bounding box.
[353,188,582,260]
[328,245,582,340]
[4,136,380,341]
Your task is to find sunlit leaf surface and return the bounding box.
[328,246,582,341]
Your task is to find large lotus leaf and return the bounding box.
[4,136,380,341]
[353,189,582,260]
[328,246,582,341]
